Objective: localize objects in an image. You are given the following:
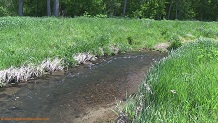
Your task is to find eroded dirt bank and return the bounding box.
[0,51,166,123]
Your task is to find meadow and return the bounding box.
[0,17,218,122]
[0,16,217,70]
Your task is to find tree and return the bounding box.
[23,0,46,16]
[54,0,59,16]
[0,0,217,20]
[177,0,194,20]
[47,0,51,16]
[18,0,23,16]
[167,0,173,19]
[101,0,121,17]
[175,0,178,19]
[122,0,127,16]
[156,0,167,19]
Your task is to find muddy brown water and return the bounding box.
[0,51,166,123]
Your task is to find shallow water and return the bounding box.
[0,51,166,123]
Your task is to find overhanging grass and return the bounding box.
[125,40,218,122]
[0,17,218,70]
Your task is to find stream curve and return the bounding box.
[0,51,166,123]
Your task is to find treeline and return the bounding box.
[0,0,218,21]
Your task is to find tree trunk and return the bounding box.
[176,0,178,19]
[35,0,38,16]
[18,0,23,16]
[47,0,51,16]
[122,0,127,16]
[167,0,173,19]
[54,0,59,17]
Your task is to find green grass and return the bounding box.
[124,40,218,122]
[0,16,218,70]
[1,16,218,122]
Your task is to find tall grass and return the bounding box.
[125,40,218,122]
[0,17,218,70]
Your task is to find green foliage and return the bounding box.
[196,41,218,63]
[167,40,182,50]
[1,0,218,20]
[0,6,9,16]
[127,36,133,45]
[177,0,195,20]
[94,14,108,18]
[23,0,47,16]
[125,40,218,122]
[167,36,182,50]
[192,0,218,21]
[0,0,16,16]
[0,17,217,70]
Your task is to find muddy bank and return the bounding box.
[0,51,166,123]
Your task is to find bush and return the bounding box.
[0,6,9,16]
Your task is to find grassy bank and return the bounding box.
[0,17,218,86]
[0,17,218,70]
[124,40,218,122]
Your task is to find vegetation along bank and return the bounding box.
[123,40,218,122]
[0,16,217,87]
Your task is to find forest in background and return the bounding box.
[0,0,218,21]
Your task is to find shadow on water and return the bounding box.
[0,51,167,123]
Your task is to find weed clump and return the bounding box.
[127,36,133,45]
[167,40,182,50]
[167,36,182,50]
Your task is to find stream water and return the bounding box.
[0,51,166,123]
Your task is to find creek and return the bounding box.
[0,51,166,123]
